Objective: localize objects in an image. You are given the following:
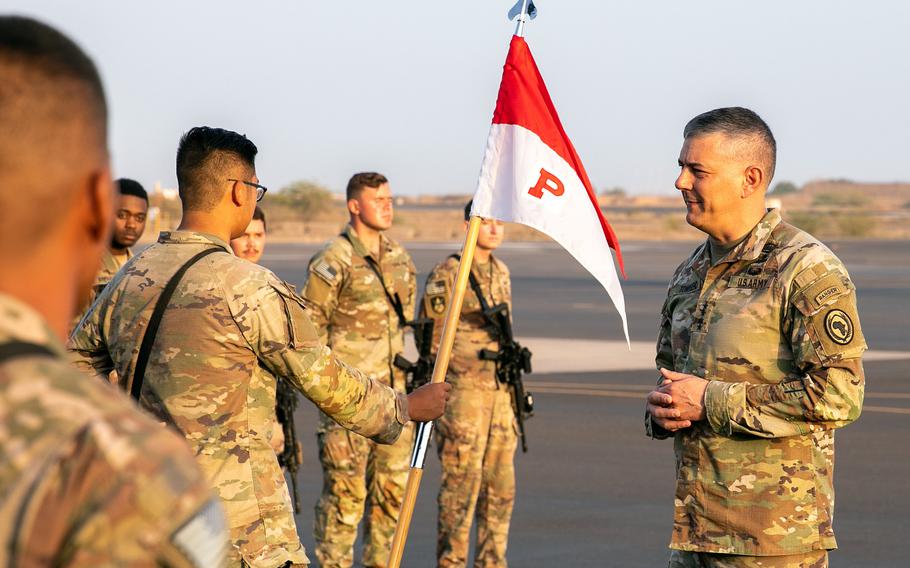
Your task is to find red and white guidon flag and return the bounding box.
[471,35,628,340]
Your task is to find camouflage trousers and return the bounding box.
[435,387,518,568]
[668,549,828,568]
[314,414,414,568]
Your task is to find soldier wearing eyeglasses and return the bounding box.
[70,133,450,567]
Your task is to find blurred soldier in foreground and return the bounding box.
[0,16,228,566]
[420,202,523,568]
[303,172,418,568]
[646,107,865,568]
[70,131,450,567]
[229,206,303,510]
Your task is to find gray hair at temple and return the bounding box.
[683,107,777,183]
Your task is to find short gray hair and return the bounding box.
[684,107,777,182]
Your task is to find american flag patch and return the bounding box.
[425,280,446,296]
[313,261,337,283]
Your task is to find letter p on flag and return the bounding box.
[528,168,564,199]
[470,35,629,341]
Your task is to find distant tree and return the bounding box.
[770,181,799,196]
[274,180,335,221]
[600,186,626,198]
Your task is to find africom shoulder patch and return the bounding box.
[824,309,854,345]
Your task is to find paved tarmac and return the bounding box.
[261,238,909,567]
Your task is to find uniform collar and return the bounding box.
[342,224,389,260]
[0,292,65,355]
[706,209,782,265]
[157,230,233,254]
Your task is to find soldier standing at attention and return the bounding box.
[304,172,417,568]
[645,107,865,568]
[70,133,450,567]
[0,16,228,566]
[421,202,518,568]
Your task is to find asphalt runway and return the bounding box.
[261,238,909,567]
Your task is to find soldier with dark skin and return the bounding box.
[421,202,519,568]
[646,108,865,568]
[72,178,149,332]
[70,133,450,567]
[0,16,229,567]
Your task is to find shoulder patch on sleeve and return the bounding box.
[171,499,229,568]
[423,277,450,318]
[312,260,338,284]
[791,269,852,316]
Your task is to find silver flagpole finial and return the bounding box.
[508,0,537,37]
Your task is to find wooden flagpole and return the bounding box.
[387,216,482,568]
[388,4,535,565]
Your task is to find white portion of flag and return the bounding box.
[472,123,629,342]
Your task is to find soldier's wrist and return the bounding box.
[704,380,733,435]
[395,391,410,425]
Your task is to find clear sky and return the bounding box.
[7,1,909,196]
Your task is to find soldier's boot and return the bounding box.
[473,390,518,568]
[313,425,370,568]
[435,390,491,568]
[361,424,414,567]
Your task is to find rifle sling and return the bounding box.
[130,247,225,400]
[450,253,503,338]
[341,233,409,329]
[0,342,55,364]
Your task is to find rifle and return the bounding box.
[394,317,435,393]
[455,256,533,452]
[275,378,302,513]
[477,302,534,453]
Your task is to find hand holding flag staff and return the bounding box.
[387,2,627,564]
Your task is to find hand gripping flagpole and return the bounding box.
[387,216,482,568]
[386,5,537,566]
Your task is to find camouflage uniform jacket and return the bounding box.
[69,231,409,567]
[420,255,512,390]
[647,209,866,555]
[302,224,416,392]
[1,293,228,567]
[72,248,131,331]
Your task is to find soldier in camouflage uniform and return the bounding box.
[70,132,450,567]
[646,108,865,568]
[72,178,149,341]
[421,202,518,568]
[304,172,418,568]
[0,17,228,567]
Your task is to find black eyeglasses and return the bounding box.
[228,178,268,202]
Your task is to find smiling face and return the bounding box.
[675,132,755,239]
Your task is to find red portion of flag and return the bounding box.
[491,35,624,275]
